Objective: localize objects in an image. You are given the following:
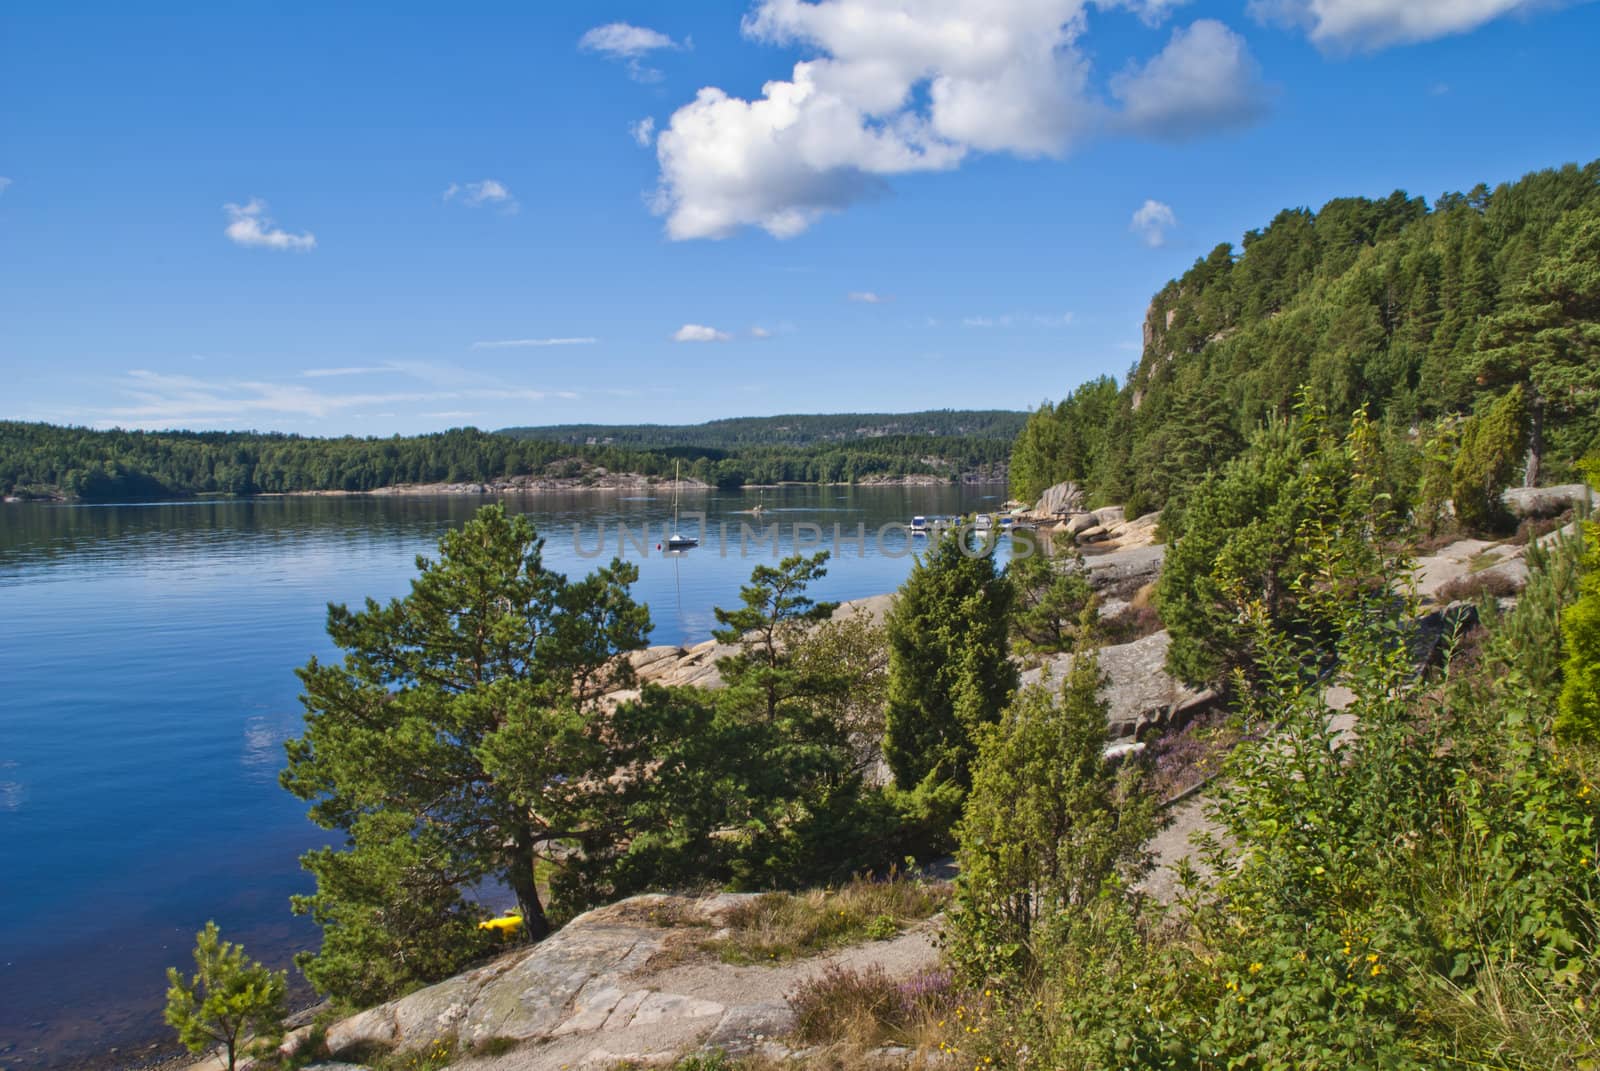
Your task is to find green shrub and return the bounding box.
[1559,462,1600,741]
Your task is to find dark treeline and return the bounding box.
[1011,159,1600,514]
[0,422,1010,501]
[500,409,1027,449]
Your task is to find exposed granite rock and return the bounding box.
[1019,630,1213,740]
[1034,481,1085,516]
[1501,483,1595,517]
[1081,543,1166,593]
[1063,512,1100,537]
[301,893,939,1071]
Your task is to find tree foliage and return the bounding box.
[1013,160,1600,516]
[1006,546,1095,654]
[1559,462,1600,741]
[1157,401,1399,689]
[282,505,652,1000]
[1450,383,1529,533]
[882,531,1017,796]
[946,653,1159,985]
[947,489,1600,1070]
[0,420,1014,500]
[163,922,287,1071]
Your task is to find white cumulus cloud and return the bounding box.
[1111,20,1266,140]
[673,323,732,342]
[444,180,519,213]
[650,0,1267,240]
[223,199,316,252]
[1248,0,1557,50]
[1131,198,1178,247]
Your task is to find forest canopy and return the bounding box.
[1011,159,1600,513]
[0,420,1013,501]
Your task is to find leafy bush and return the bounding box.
[1559,464,1600,741]
[946,504,1600,1069]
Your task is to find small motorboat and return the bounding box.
[974,513,993,531]
[910,515,929,535]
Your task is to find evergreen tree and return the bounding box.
[1159,402,1395,688]
[711,551,839,721]
[1474,204,1600,484]
[882,530,1017,795]
[1450,384,1529,534]
[1006,546,1095,654]
[281,505,651,1000]
[946,654,1158,984]
[164,923,287,1071]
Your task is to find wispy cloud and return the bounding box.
[73,366,580,430]
[471,337,598,349]
[0,177,11,196]
[1131,199,1178,247]
[750,326,773,339]
[962,312,1076,328]
[673,323,731,342]
[630,117,657,147]
[443,179,519,214]
[301,365,396,378]
[847,291,889,304]
[1248,0,1558,51]
[580,22,685,82]
[223,198,316,252]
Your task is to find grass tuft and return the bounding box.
[705,871,950,965]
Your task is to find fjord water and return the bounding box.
[0,484,1005,1068]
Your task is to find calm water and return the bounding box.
[0,484,1008,1069]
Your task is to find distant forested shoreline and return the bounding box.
[0,417,1016,501]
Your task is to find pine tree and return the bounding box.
[281,505,651,1001]
[164,922,287,1071]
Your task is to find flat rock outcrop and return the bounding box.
[298,894,939,1071]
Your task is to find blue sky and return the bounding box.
[2,0,1597,435]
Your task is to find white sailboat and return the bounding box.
[666,462,698,550]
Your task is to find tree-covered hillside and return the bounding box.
[0,421,1010,501]
[1011,160,1600,514]
[501,409,1027,449]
